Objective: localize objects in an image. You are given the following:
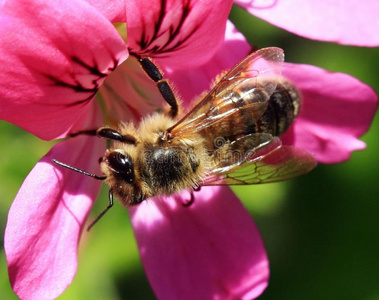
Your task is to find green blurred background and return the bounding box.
[1,6,379,300]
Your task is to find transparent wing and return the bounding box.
[169,47,285,137]
[202,134,317,185]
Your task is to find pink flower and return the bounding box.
[235,0,379,47]
[0,1,377,300]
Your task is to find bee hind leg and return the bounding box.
[130,52,179,118]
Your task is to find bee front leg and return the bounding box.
[96,128,137,144]
[131,53,179,118]
[87,190,114,231]
[69,128,137,145]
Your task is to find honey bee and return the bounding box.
[53,47,316,229]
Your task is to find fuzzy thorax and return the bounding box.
[100,113,210,206]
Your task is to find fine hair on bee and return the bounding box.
[53,47,317,231]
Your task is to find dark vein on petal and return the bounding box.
[134,0,203,55]
[153,0,167,45]
[138,20,148,49]
[43,56,119,107]
[159,0,191,50]
[45,74,98,106]
[71,57,108,78]
[45,74,98,94]
[137,0,166,50]
[162,22,201,53]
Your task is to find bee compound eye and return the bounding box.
[107,152,134,183]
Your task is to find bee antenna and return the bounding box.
[51,159,106,180]
[87,190,114,231]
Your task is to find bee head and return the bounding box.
[100,150,144,205]
[103,150,135,184]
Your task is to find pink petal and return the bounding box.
[99,58,168,123]
[236,0,379,46]
[281,63,378,163]
[165,20,252,105]
[85,0,126,22]
[102,21,252,122]
[0,0,128,140]
[5,129,106,298]
[129,186,269,300]
[126,0,233,68]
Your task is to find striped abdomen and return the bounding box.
[254,80,301,136]
[199,79,301,151]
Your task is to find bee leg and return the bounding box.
[182,190,195,207]
[69,128,137,145]
[193,185,202,192]
[68,129,98,138]
[130,52,179,118]
[87,190,114,231]
[96,127,137,144]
